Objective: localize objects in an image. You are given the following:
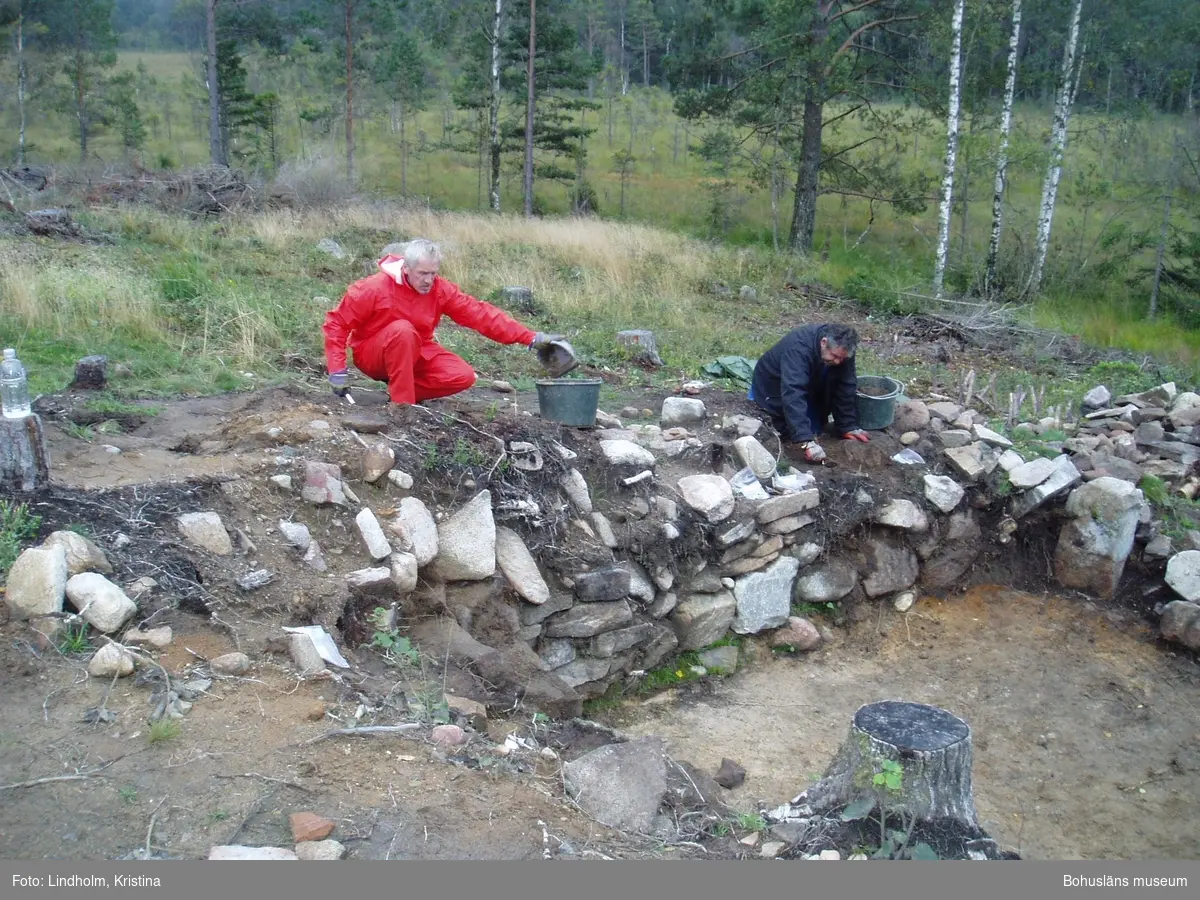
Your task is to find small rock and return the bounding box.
[621,407,640,419]
[971,424,1013,448]
[295,840,347,860]
[278,521,312,553]
[302,461,348,507]
[124,626,172,649]
[677,474,736,523]
[65,572,137,633]
[431,723,468,746]
[305,702,328,721]
[559,469,594,514]
[1165,551,1200,602]
[302,542,327,572]
[289,633,328,676]
[1083,385,1112,409]
[873,499,928,532]
[661,397,706,426]
[819,849,842,860]
[4,545,68,619]
[210,652,251,675]
[361,442,395,483]
[270,475,294,491]
[43,530,113,576]
[355,508,393,561]
[176,511,234,556]
[714,758,746,789]
[733,436,777,480]
[387,469,414,490]
[1008,457,1057,490]
[87,643,134,678]
[900,431,921,446]
[289,812,335,843]
[491,380,515,393]
[923,474,965,513]
[760,841,786,858]
[893,591,916,612]
[600,440,657,468]
[445,695,488,727]
[236,569,275,591]
[769,616,821,650]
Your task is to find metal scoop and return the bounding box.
[537,339,580,378]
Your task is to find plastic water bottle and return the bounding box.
[1,349,32,418]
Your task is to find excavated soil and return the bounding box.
[1,379,1197,860]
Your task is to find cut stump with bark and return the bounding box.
[0,414,51,493]
[802,700,980,830]
[616,330,664,367]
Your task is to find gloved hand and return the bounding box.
[843,429,870,442]
[328,369,350,397]
[530,332,565,350]
[798,441,827,463]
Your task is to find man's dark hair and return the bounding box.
[823,324,859,356]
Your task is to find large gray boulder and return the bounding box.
[861,535,919,598]
[388,497,439,566]
[428,492,496,581]
[793,560,857,604]
[43,531,113,576]
[677,474,735,523]
[563,737,669,833]
[4,545,68,619]
[1054,477,1144,600]
[1165,551,1200,602]
[671,592,737,651]
[732,557,800,634]
[65,573,138,633]
[495,527,550,605]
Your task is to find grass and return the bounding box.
[147,719,181,744]
[57,623,92,655]
[1139,474,1200,540]
[0,500,42,575]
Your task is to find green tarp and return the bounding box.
[701,355,757,387]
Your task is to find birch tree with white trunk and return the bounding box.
[489,0,503,212]
[1028,0,1084,296]
[985,0,1022,294]
[933,0,966,299]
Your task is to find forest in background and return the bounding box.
[1,0,1198,346]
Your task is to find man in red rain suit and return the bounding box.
[322,238,562,405]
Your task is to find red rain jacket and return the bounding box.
[322,254,536,373]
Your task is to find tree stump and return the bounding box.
[616,330,664,367]
[802,700,980,830]
[0,414,51,493]
[70,355,108,390]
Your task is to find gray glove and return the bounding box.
[530,332,565,351]
[328,369,350,397]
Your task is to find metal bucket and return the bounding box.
[536,378,603,427]
[855,375,904,430]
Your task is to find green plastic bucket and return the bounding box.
[536,378,603,427]
[856,375,904,430]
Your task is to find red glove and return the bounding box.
[843,429,870,442]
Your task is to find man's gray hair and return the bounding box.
[403,238,443,268]
[823,324,859,356]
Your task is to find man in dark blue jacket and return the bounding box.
[749,323,869,463]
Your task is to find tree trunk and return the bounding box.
[1149,192,1172,320]
[1029,0,1084,296]
[0,415,50,494]
[986,0,1023,293]
[933,0,966,299]
[800,701,981,831]
[205,0,226,167]
[523,0,536,217]
[642,25,649,86]
[489,0,503,212]
[399,99,407,195]
[345,0,355,184]
[16,11,26,166]
[788,90,823,253]
[619,14,627,95]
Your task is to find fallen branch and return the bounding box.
[0,755,122,791]
[297,723,421,746]
[213,772,313,792]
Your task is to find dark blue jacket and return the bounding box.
[750,324,859,442]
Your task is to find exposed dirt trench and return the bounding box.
[609,586,1200,860]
